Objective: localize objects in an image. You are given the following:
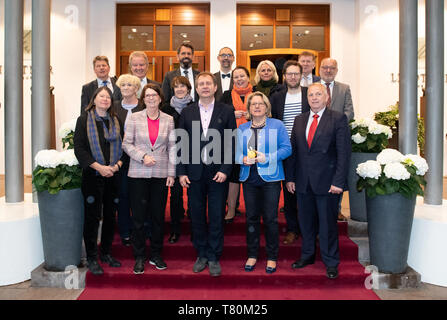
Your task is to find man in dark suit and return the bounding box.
[298,51,321,87]
[214,47,234,101]
[80,56,121,114]
[270,60,310,245]
[177,72,236,277]
[129,51,160,98]
[162,44,200,104]
[285,83,351,279]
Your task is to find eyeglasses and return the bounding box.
[219,54,234,58]
[251,102,266,107]
[321,66,337,71]
[144,93,159,99]
[285,72,301,77]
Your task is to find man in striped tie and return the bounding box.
[285,83,351,279]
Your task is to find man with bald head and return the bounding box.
[319,58,354,121]
[285,83,351,279]
[214,47,235,101]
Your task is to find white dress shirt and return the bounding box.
[181,67,195,101]
[306,108,326,140]
[220,71,232,92]
[199,99,215,163]
[97,77,114,93]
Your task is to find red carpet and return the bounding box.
[78,190,380,300]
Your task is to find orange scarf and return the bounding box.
[231,84,253,127]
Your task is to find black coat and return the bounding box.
[270,86,310,121]
[80,78,122,114]
[176,101,237,180]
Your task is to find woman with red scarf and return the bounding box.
[220,66,253,223]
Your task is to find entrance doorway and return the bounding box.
[246,48,320,84]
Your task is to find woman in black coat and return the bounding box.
[161,76,193,244]
[74,86,125,275]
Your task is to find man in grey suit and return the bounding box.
[214,47,235,101]
[319,58,354,121]
[162,43,200,105]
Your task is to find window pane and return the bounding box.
[156,25,170,51]
[121,26,153,51]
[292,26,325,51]
[172,26,205,51]
[241,26,273,51]
[276,26,290,48]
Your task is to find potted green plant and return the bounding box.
[33,120,83,272]
[374,102,425,155]
[356,149,428,273]
[347,118,392,222]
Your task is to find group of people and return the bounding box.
[74,43,354,280]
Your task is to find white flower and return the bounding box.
[403,154,429,176]
[355,118,374,128]
[376,148,404,165]
[34,150,62,168]
[59,149,79,166]
[352,133,367,144]
[381,125,393,138]
[383,162,411,180]
[350,121,358,129]
[356,160,382,179]
[59,119,77,139]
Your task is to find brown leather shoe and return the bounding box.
[283,232,298,245]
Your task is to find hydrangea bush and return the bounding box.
[33,119,81,194]
[350,118,393,153]
[356,149,428,198]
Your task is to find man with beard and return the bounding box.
[214,47,235,101]
[270,60,310,245]
[162,43,200,104]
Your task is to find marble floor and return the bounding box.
[1,175,447,300]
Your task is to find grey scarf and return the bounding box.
[170,94,192,114]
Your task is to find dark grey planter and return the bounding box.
[347,152,378,222]
[366,193,416,274]
[37,189,84,272]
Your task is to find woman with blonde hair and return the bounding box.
[253,60,282,97]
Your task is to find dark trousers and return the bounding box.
[117,168,132,239]
[282,181,300,234]
[128,177,168,260]
[169,177,185,234]
[243,182,281,261]
[81,172,119,260]
[188,166,227,262]
[296,183,340,267]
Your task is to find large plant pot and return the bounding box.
[37,189,84,271]
[366,193,416,274]
[347,152,378,222]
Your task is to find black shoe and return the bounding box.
[326,266,339,279]
[133,258,145,274]
[224,217,234,224]
[149,256,167,270]
[291,258,315,269]
[168,233,180,244]
[121,237,131,247]
[100,254,122,267]
[87,259,104,275]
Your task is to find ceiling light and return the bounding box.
[131,28,137,33]
[304,30,310,35]
[249,43,254,48]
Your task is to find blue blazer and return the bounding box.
[236,118,292,182]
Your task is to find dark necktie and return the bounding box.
[102,80,108,87]
[183,70,189,77]
[326,83,331,107]
[222,73,230,79]
[307,114,319,148]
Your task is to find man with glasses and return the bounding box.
[319,58,354,221]
[214,47,235,101]
[270,60,310,245]
[319,58,354,121]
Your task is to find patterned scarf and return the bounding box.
[86,109,122,170]
[170,94,192,114]
[231,84,253,127]
[256,79,277,97]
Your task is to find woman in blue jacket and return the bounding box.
[236,91,292,274]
